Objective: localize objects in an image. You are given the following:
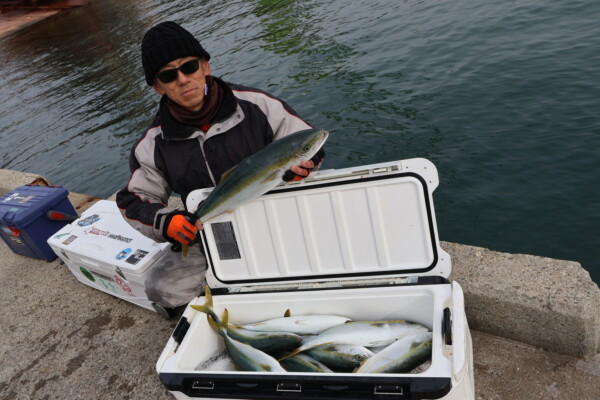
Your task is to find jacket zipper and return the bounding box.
[197,134,217,186]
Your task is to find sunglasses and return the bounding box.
[156,58,202,84]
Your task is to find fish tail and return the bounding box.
[207,308,229,336]
[207,314,219,332]
[190,286,220,322]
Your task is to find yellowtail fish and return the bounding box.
[355,332,433,373]
[207,309,286,372]
[280,354,333,373]
[235,313,351,336]
[305,344,374,369]
[280,320,428,360]
[191,287,302,354]
[182,128,329,256]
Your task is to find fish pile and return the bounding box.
[191,287,433,374]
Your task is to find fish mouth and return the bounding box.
[311,129,329,156]
[317,129,329,147]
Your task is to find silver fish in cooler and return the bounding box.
[305,344,375,369]
[355,332,433,373]
[235,313,352,335]
[280,320,429,359]
[191,287,302,354]
[207,309,286,372]
[280,353,333,373]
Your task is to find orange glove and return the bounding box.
[164,211,198,245]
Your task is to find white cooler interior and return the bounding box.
[168,284,452,379]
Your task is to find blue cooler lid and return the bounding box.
[0,185,70,228]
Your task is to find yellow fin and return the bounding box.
[284,309,291,317]
[219,166,236,183]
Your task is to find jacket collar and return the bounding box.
[159,76,238,140]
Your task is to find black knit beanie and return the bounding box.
[141,21,211,86]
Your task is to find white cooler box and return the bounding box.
[156,158,475,400]
[47,200,170,312]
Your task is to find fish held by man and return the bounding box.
[182,127,329,256]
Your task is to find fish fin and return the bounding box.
[190,286,219,322]
[219,166,236,183]
[409,341,421,350]
[284,309,291,317]
[182,244,189,257]
[279,342,333,361]
[278,348,301,361]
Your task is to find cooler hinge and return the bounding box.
[220,276,421,295]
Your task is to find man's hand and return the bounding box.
[283,149,325,182]
[164,211,202,245]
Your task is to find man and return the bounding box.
[116,21,323,313]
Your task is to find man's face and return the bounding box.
[152,57,211,112]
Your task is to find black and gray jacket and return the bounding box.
[116,77,312,242]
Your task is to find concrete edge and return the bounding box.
[2,168,599,358]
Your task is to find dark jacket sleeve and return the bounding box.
[116,125,175,242]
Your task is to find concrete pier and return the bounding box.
[1,168,599,400]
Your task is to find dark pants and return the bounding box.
[144,244,207,308]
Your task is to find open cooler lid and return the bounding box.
[187,158,451,292]
[47,200,169,275]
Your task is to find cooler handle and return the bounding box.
[451,281,467,379]
[46,210,78,223]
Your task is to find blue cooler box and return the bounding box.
[0,185,77,261]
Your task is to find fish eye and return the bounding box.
[303,145,311,152]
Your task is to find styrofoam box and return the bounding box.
[157,159,475,399]
[47,200,170,311]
